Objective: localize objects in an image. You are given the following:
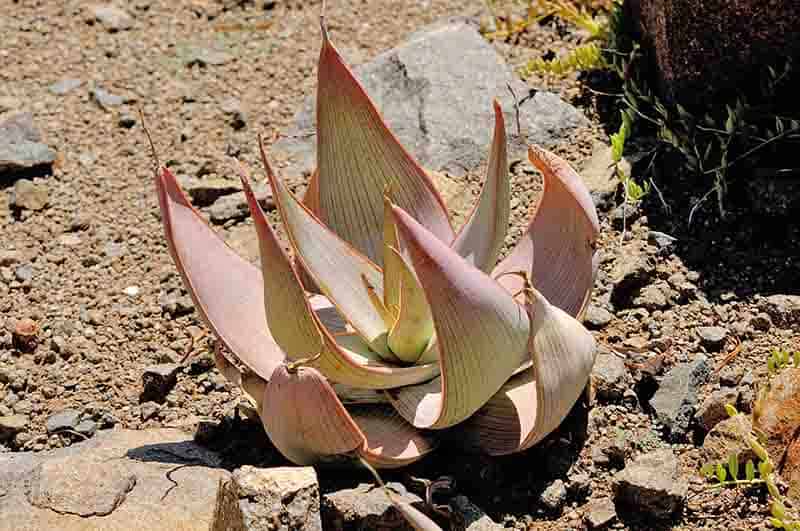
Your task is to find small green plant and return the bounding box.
[767,348,800,376]
[523,42,604,76]
[698,401,800,528]
[483,0,612,42]
[600,1,800,220]
[610,108,649,202]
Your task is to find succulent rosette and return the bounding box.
[153,22,600,469]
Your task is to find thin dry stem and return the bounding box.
[138,107,161,174]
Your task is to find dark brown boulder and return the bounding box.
[628,0,800,104]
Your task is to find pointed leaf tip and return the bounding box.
[451,101,510,273]
[260,141,390,352]
[315,31,453,265]
[492,146,599,318]
[155,166,284,381]
[234,159,327,363]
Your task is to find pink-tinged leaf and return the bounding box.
[261,364,365,466]
[352,405,438,469]
[387,207,531,429]
[241,165,438,389]
[451,100,510,273]
[303,167,321,215]
[492,146,600,317]
[458,288,596,455]
[259,142,392,357]
[239,166,325,361]
[315,31,453,265]
[155,167,283,381]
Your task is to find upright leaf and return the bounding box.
[387,207,531,429]
[259,142,391,356]
[492,146,599,318]
[155,167,284,381]
[451,100,510,273]
[315,29,453,265]
[386,247,435,364]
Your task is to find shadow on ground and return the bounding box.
[640,160,800,301]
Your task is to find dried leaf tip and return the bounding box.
[320,0,330,41]
[138,107,161,176]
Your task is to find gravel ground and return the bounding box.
[1,1,799,530]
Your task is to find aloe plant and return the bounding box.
[153,21,600,469]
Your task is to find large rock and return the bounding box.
[649,355,709,440]
[274,20,585,178]
[0,112,56,174]
[233,465,322,531]
[753,368,800,502]
[0,429,240,530]
[701,413,758,466]
[759,294,800,327]
[613,449,687,519]
[322,482,425,531]
[628,0,800,104]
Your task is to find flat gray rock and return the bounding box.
[0,112,56,173]
[49,78,83,95]
[274,20,585,178]
[0,429,235,531]
[613,449,687,519]
[649,355,709,440]
[45,408,81,434]
[87,5,133,32]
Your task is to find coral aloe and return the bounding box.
[153,17,600,469]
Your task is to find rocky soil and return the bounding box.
[1,1,799,530]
